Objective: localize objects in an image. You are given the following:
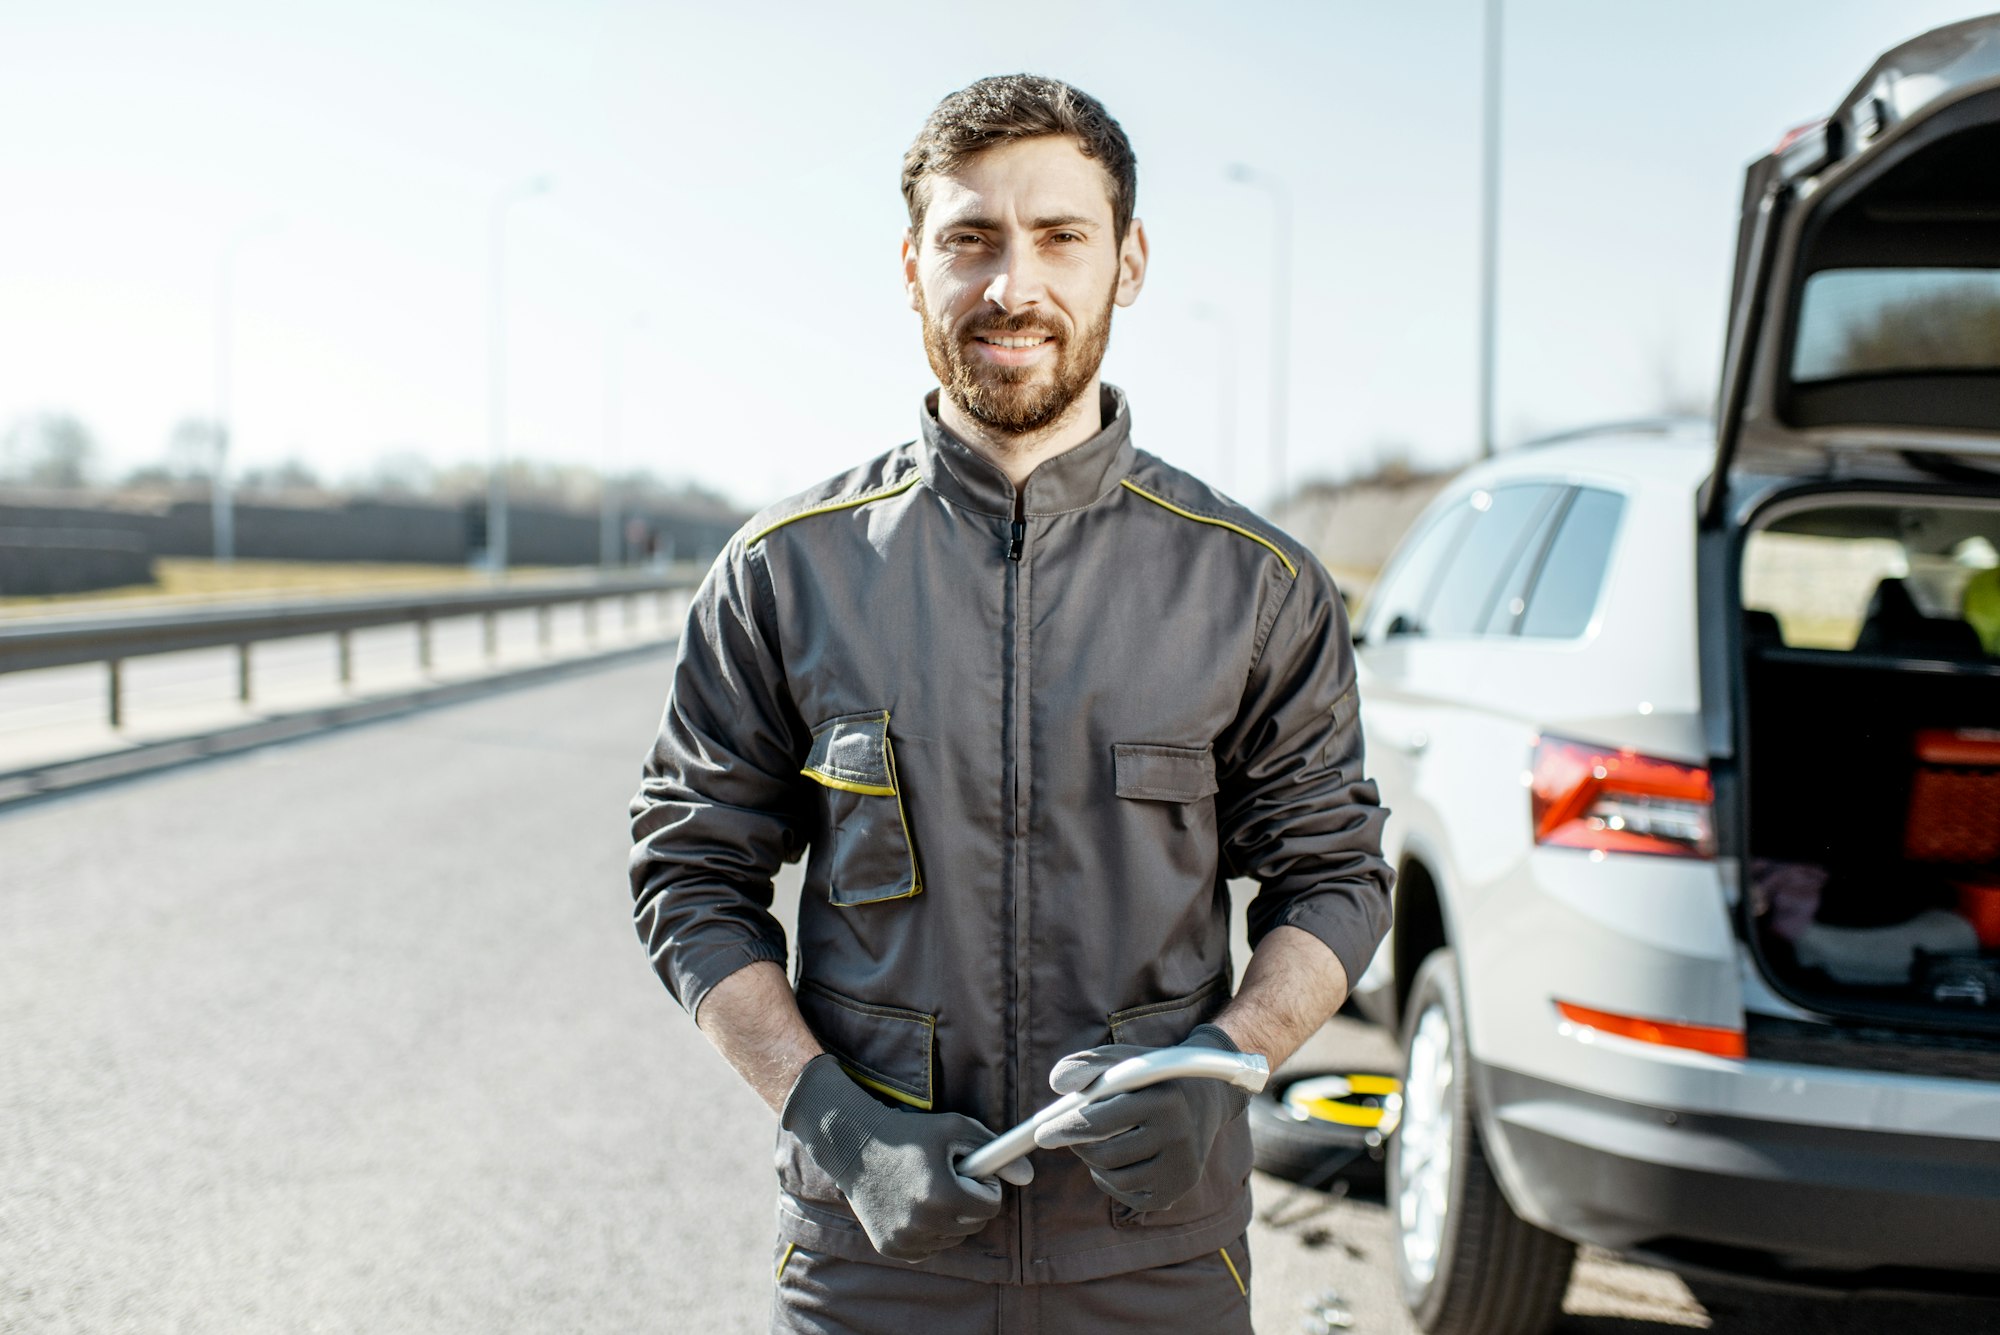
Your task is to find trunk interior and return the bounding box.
[1741,495,2000,1031]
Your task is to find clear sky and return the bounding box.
[0,1,1989,512]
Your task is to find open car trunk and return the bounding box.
[1703,17,2000,1034]
[1742,498,2000,1030]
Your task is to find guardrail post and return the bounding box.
[537,605,552,653]
[483,612,498,661]
[108,659,124,729]
[238,644,254,704]
[656,589,667,623]
[623,594,637,634]
[583,600,598,645]
[337,630,353,687]
[416,617,433,673]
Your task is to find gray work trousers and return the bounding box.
[769,1234,1253,1334]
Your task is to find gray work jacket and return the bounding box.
[630,386,1392,1285]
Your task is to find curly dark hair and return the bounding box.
[901,74,1138,244]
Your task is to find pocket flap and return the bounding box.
[803,711,896,796]
[796,979,935,1110]
[1108,973,1230,1047]
[1113,743,1219,803]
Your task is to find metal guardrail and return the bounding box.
[0,568,701,728]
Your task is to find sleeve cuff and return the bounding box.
[1265,891,1390,997]
[677,938,790,1023]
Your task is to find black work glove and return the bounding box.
[1031,1023,1249,1213]
[780,1054,1033,1263]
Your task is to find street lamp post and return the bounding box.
[213,216,282,564]
[1477,0,1505,459]
[1226,164,1293,504]
[601,313,646,568]
[486,175,552,575]
[1191,303,1237,494]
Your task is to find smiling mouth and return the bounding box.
[973,334,1054,349]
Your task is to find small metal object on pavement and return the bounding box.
[1303,1288,1355,1332]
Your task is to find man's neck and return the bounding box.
[937,377,1105,490]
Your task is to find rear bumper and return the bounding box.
[1480,1064,2000,1285]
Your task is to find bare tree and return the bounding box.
[237,458,324,495]
[164,417,221,482]
[1,413,101,488]
[359,449,439,498]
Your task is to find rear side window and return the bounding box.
[1518,488,1626,638]
[1424,485,1563,637]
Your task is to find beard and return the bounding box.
[919,277,1117,438]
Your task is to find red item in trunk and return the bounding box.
[1959,881,2000,949]
[1905,729,2000,865]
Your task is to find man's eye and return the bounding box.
[1051,232,1083,243]
[945,233,983,247]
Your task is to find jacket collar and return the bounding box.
[918,384,1136,519]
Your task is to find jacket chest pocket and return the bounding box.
[1112,743,1218,804]
[802,710,922,907]
[1112,741,1220,841]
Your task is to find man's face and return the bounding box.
[904,135,1147,437]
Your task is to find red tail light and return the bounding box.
[1531,735,1714,859]
[1556,1001,1745,1059]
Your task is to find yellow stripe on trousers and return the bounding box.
[1219,1245,1246,1296]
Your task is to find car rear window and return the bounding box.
[1792,268,2000,381]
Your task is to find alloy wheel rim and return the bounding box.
[1396,1002,1456,1290]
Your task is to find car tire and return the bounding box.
[1248,1068,1398,1187]
[1388,948,1574,1335]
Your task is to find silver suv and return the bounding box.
[1349,17,2000,1333]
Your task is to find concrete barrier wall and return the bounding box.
[0,527,154,596]
[0,493,742,581]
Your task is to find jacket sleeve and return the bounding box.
[1215,559,1393,989]
[629,538,806,1019]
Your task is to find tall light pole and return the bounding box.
[1226,164,1293,503]
[1477,0,1505,459]
[486,174,552,574]
[601,312,646,568]
[1191,303,1237,494]
[213,215,282,564]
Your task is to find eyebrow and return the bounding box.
[935,214,1100,234]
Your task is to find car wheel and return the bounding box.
[1389,948,1574,1335]
[1248,1068,1401,1186]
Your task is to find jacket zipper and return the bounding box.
[1005,490,1030,1282]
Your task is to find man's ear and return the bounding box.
[1115,218,1149,308]
[901,230,922,312]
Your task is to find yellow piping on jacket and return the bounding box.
[748,473,921,547]
[1119,479,1298,577]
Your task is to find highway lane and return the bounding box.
[1,649,769,1333]
[5,653,1997,1333]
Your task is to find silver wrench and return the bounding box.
[958,1045,1270,1182]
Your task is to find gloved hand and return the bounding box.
[781,1053,1034,1263]
[1031,1024,1249,1213]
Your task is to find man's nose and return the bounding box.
[982,242,1048,314]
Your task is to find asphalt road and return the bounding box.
[4,654,1997,1333]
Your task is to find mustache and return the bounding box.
[960,312,1063,342]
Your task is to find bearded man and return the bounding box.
[630,74,1392,1334]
